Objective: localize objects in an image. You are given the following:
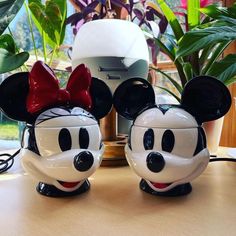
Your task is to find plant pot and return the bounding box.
[202,117,224,155]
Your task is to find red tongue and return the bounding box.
[151,182,170,189]
[59,181,80,188]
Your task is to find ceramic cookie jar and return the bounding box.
[113,76,231,196]
[0,61,112,197]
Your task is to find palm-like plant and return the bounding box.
[177,3,236,86]
[151,0,236,102]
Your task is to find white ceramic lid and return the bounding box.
[134,107,199,128]
[35,107,97,127]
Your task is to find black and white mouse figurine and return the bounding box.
[0,61,112,197]
[113,76,231,196]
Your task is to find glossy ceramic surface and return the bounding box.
[126,125,209,193]
[0,61,112,197]
[21,107,104,194]
[113,76,231,196]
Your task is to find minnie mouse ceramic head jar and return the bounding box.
[0,61,112,197]
[113,76,231,196]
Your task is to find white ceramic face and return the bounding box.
[21,107,104,192]
[34,124,101,157]
[125,107,210,192]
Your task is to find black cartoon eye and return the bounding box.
[79,128,89,149]
[162,129,175,153]
[128,126,132,150]
[58,128,72,151]
[143,129,154,150]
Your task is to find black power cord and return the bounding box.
[210,156,236,163]
[0,149,20,174]
[210,154,236,162]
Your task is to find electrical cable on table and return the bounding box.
[0,149,20,173]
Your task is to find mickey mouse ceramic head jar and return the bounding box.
[113,76,231,196]
[0,61,112,197]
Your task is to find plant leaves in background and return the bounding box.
[156,0,184,41]
[207,54,236,85]
[155,37,175,61]
[151,66,183,94]
[0,34,16,53]
[183,62,193,81]
[28,0,56,48]
[155,85,181,103]
[187,0,200,29]
[200,3,236,20]
[28,0,67,48]
[0,0,25,35]
[176,26,236,59]
[0,34,29,73]
[201,41,230,74]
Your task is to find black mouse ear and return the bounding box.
[90,77,112,119]
[0,72,35,123]
[113,78,156,120]
[181,76,232,123]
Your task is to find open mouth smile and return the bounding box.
[150,181,172,189]
[58,180,81,189]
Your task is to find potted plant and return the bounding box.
[145,0,236,154]
[175,1,236,153]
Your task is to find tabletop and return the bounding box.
[0,148,236,236]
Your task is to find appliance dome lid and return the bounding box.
[72,19,149,62]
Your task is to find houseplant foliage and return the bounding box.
[0,0,29,73]
[151,0,236,102]
[67,0,236,103]
[27,0,67,65]
[176,2,236,86]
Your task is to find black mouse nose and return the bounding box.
[74,151,94,172]
[146,152,165,173]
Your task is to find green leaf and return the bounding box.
[222,76,236,86]
[156,0,184,41]
[28,5,56,49]
[0,34,29,73]
[155,85,181,103]
[200,3,236,20]
[155,37,175,61]
[207,54,236,85]
[28,0,67,47]
[0,34,16,53]
[0,0,25,35]
[187,0,200,29]
[199,43,215,66]
[150,66,183,94]
[176,26,236,59]
[201,41,231,75]
[0,49,29,73]
[217,16,236,26]
[183,62,193,81]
